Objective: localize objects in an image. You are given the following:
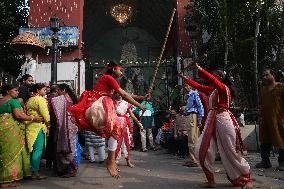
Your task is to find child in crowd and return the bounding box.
[85,131,106,163]
[173,106,189,158]
[134,99,155,152]
[114,94,143,167]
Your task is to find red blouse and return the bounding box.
[199,91,209,130]
[93,74,120,95]
[185,69,231,109]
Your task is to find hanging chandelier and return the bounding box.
[110,3,133,24]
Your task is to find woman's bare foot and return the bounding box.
[126,160,135,168]
[31,171,47,180]
[0,183,10,188]
[61,170,76,178]
[199,182,217,188]
[115,163,120,172]
[9,182,20,187]
[243,182,253,189]
[106,158,120,179]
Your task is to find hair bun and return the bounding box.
[108,60,120,67]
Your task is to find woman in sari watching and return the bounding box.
[26,83,50,180]
[51,83,79,177]
[0,84,42,188]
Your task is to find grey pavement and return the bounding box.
[19,150,284,189]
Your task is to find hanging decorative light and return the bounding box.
[110,3,133,24]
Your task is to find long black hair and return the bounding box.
[1,84,18,95]
[213,70,238,99]
[58,83,78,104]
[30,83,46,93]
[105,60,121,76]
[50,85,59,93]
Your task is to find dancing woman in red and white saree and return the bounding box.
[68,61,146,178]
[179,63,253,189]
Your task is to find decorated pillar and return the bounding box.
[176,0,191,85]
[176,0,191,58]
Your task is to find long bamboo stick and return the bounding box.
[139,8,176,122]
[148,8,176,95]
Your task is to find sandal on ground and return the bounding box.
[31,175,48,180]
[183,161,198,167]
[0,182,20,188]
[61,171,76,178]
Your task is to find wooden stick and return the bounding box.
[148,8,176,95]
[139,9,176,122]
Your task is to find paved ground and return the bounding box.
[19,150,284,189]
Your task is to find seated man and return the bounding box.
[174,106,189,158]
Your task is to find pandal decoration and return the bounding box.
[10,31,45,53]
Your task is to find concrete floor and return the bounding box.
[18,149,284,189]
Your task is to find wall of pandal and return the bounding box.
[28,0,84,62]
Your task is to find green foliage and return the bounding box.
[185,0,284,108]
[0,0,26,76]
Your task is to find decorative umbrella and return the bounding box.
[10,31,45,53]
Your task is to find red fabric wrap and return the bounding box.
[199,109,218,183]
[199,107,246,183]
[68,90,96,130]
[115,126,131,160]
[228,111,246,153]
[68,75,122,140]
[228,173,252,187]
[117,114,131,128]
[68,91,122,140]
